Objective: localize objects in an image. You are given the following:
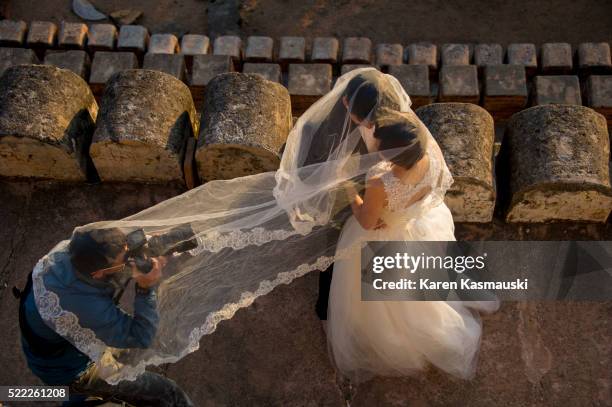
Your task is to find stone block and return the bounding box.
[189,54,234,107]
[288,64,332,114]
[278,36,305,67]
[406,42,438,73]
[196,73,292,180]
[342,37,372,64]
[117,25,149,56]
[143,53,186,80]
[245,36,274,62]
[577,43,612,75]
[441,43,471,66]
[311,37,339,63]
[375,43,403,68]
[0,20,27,46]
[58,22,88,50]
[533,75,581,105]
[388,65,431,108]
[501,105,611,222]
[0,65,98,181]
[416,103,496,222]
[26,21,58,56]
[483,65,528,119]
[180,34,210,71]
[586,75,612,124]
[213,35,242,63]
[340,64,377,75]
[474,43,503,73]
[507,43,537,76]
[438,65,479,103]
[148,33,180,54]
[91,69,197,184]
[243,63,281,83]
[89,51,139,97]
[44,50,91,79]
[0,48,39,77]
[541,43,573,74]
[87,24,117,52]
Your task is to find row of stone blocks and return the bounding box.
[1,45,611,125]
[0,64,610,223]
[1,20,611,75]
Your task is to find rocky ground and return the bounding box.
[0,180,610,405]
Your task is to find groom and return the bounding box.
[307,70,404,320]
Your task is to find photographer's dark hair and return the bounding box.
[374,110,427,170]
[69,228,126,276]
[343,73,380,121]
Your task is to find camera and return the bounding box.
[125,224,198,273]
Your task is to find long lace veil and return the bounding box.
[32,68,454,383]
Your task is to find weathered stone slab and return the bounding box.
[441,43,471,66]
[311,37,339,63]
[91,69,197,183]
[507,43,538,76]
[533,75,581,105]
[438,65,479,103]
[501,105,612,222]
[586,75,612,124]
[213,35,242,63]
[89,51,139,97]
[143,53,186,80]
[0,64,98,181]
[44,50,91,79]
[243,63,281,83]
[541,43,573,74]
[189,54,234,107]
[288,63,332,114]
[0,20,27,46]
[117,25,149,56]
[577,43,612,75]
[474,43,503,75]
[0,48,39,77]
[148,33,180,54]
[58,22,88,50]
[245,36,274,62]
[87,24,117,52]
[342,37,372,64]
[483,65,528,119]
[388,65,431,108]
[416,103,496,222]
[26,21,58,57]
[196,73,292,180]
[406,42,438,73]
[375,43,403,68]
[340,64,377,75]
[278,36,305,68]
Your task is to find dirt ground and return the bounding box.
[6,0,612,46]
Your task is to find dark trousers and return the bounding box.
[315,262,335,320]
[66,363,194,407]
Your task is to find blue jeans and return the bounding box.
[65,363,193,407]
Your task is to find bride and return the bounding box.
[31,67,498,386]
[327,108,496,383]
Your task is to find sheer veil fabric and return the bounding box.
[32,68,493,384]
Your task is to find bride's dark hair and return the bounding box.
[374,110,428,170]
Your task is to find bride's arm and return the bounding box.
[347,177,386,230]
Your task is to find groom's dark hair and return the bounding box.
[343,75,379,121]
[374,111,427,170]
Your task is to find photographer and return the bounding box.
[18,227,194,406]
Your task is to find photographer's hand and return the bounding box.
[132,256,167,289]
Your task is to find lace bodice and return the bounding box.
[366,156,437,212]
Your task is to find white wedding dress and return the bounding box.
[327,159,488,382]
